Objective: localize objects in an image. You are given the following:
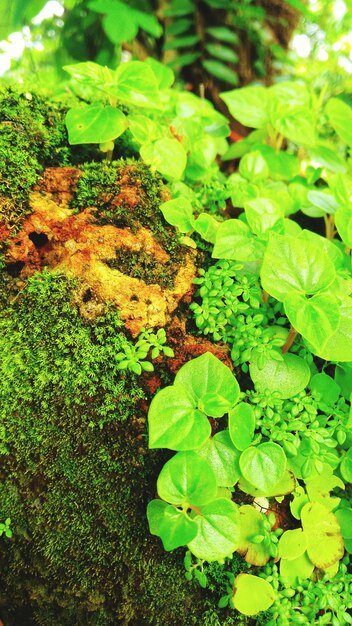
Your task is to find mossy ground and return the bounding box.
[0,268,249,626]
[0,90,249,626]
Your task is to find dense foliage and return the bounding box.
[1,1,352,625]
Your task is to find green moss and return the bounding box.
[0,268,246,626]
[0,88,100,231]
[72,159,183,281]
[106,249,177,289]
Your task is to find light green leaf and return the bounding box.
[257,145,300,180]
[148,385,211,450]
[202,60,238,85]
[239,469,296,498]
[140,138,187,180]
[239,443,287,494]
[245,198,284,238]
[220,86,269,129]
[250,353,310,399]
[309,145,347,173]
[147,500,197,550]
[232,574,275,616]
[239,151,269,182]
[340,448,352,483]
[335,508,352,539]
[212,219,263,262]
[315,297,352,362]
[159,198,194,233]
[301,502,344,569]
[193,214,220,243]
[278,529,307,560]
[335,206,352,248]
[146,57,175,89]
[261,232,336,301]
[205,26,239,44]
[197,431,241,487]
[65,103,127,145]
[174,353,240,417]
[280,551,314,585]
[188,498,240,561]
[205,43,239,64]
[228,403,256,451]
[237,505,270,566]
[128,114,159,144]
[273,111,316,147]
[307,190,339,215]
[284,292,340,353]
[157,451,217,507]
[115,61,161,108]
[326,98,352,147]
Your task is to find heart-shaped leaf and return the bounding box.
[228,403,256,451]
[278,529,307,561]
[197,430,241,487]
[157,451,217,508]
[280,551,314,585]
[187,498,240,561]
[232,574,275,616]
[148,384,211,450]
[250,353,310,399]
[239,443,287,494]
[65,103,127,144]
[147,500,197,550]
[175,352,240,417]
[301,502,344,569]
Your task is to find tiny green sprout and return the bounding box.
[0,517,12,538]
[115,327,174,375]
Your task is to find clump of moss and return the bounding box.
[72,159,185,288]
[0,88,100,231]
[0,267,247,626]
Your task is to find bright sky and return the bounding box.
[0,0,64,75]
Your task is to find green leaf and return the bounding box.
[310,373,340,407]
[147,500,197,550]
[188,498,240,561]
[148,385,211,450]
[212,219,263,262]
[205,26,239,44]
[174,353,240,417]
[335,508,352,539]
[159,198,194,233]
[115,61,161,108]
[228,403,256,451]
[334,363,352,401]
[65,104,127,145]
[239,151,269,182]
[193,214,220,243]
[220,86,269,129]
[128,114,159,144]
[307,190,339,215]
[305,467,344,511]
[168,51,201,68]
[283,292,340,353]
[145,57,175,89]
[157,451,217,507]
[257,145,300,181]
[205,43,239,63]
[140,138,187,180]
[239,443,287,494]
[280,551,314,585]
[202,60,238,85]
[232,574,275,616]
[273,111,316,147]
[63,61,115,86]
[237,505,270,566]
[301,502,344,569]
[326,98,352,147]
[245,198,284,238]
[335,207,352,248]
[278,529,307,560]
[315,297,352,362]
[340,448,352,483]
[309,145,347,173]
[261,232,336,301]
[101,6,139,43]
[197,431,241,487]
[250,353,310,399]
[239,470,296,498]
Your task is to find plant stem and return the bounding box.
[281,327,298,353]
[262,289,269,304]
[324,214,335,240]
